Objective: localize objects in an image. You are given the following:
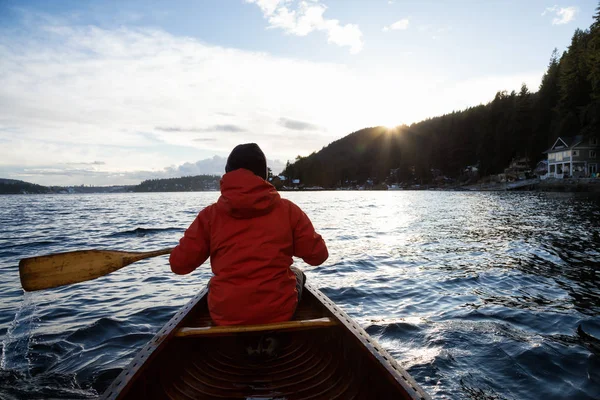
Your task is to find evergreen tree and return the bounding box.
[528,50,562,157]
[557,29,593,136]
[589,4,600,97]
[583,2,600,133]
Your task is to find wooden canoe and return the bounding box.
[101,283,431,400]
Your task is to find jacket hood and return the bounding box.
[217,169,280,219]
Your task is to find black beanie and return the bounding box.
[225,143,268,180]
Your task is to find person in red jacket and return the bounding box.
[169,143,328,326]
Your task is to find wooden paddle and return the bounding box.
[19,248,173,292]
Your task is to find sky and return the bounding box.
[0,0,598,186]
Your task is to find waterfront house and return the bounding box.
[534,160,548,177]
[504,157,531,180]
[544,135,599,178]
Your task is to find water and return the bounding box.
[0,191,599,399]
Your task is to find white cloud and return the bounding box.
[0,20,346,178]
[246,0,290,16]
[7,156,287,186]
[383,18,410,32]
[0,13,543,185]
[165,156,229,177]
[542,5,578,25]
[246,0,363,54]
[163,156,286,179]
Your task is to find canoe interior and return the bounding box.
[104,285,428,400]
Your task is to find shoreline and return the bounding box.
[3,178,600,194]
[463,178,600,193]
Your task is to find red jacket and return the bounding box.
[169,169,328,326]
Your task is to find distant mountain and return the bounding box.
[0,179,135,194]
[283,126,427,188]
[0,175,223,194]
[0,179,52,194]
[0,178,31,184]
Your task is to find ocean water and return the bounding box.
[0,191,599,399]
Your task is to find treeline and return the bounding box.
[0,175,221,194]
[283,5,600,187]
[133,175,220,192]
[0,179,52,194]
[0,179,135,194]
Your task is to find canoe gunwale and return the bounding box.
[306,283,431,400]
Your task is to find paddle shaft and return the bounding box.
[19,247,173,292]
[121,248,173,265]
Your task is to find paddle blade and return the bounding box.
[19,248,172,292]
[19,250,135,292]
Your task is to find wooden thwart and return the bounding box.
[174,317,338,337]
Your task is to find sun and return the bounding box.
[383,123,401,132]
[381,119,403,131]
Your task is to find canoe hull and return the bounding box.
[102,284,430,400]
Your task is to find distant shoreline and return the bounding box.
[4,181,600,194]
[464,178,600,193]
[3,175,600,195]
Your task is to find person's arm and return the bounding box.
[290,203,328,266]
[169,207,211,274]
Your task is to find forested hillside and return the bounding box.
[283,4,600,187]
[133,175,220,192]
[0,179,51,194]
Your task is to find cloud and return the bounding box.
[157,156,288,180]
[246,0,364,54]
[155,125,246,133]
[193,138,217,142]
[383,18,410,32]
[161,155,284,177]
[0,15,357,182]
[65,161,106,165]
[164,155,228,177]
[542,6,578,25]
[155,126,203,132]
[278,117,319,131]
[5,156,287,186]
[0,11,544,185]
[204,125,247,133]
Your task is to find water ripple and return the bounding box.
[0,192,599,399]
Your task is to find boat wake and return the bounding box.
[1,293,36,374]
[0,369,96,400]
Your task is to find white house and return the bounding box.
[544,135,598,178]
